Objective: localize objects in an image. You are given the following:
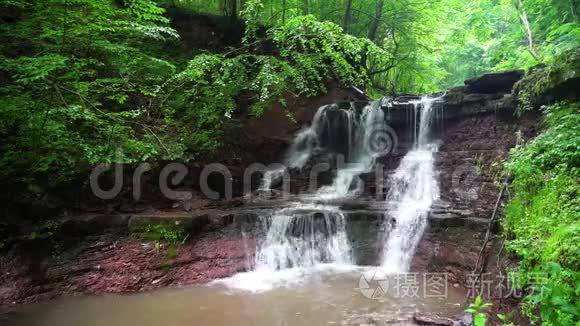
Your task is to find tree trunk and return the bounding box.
[231,0,237,19]
[368,0,384,42]
[514,0,538,60]
[343,0,352,33]
[223,0,237,19]
[302,0,309,15]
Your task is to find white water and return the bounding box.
[218,204,355,291]
[381,97,441,272]
[284,104,329,169]
[316,102,385,198]
[254,206,352,270]
[257,168,286,191]
[224,102,391,290]
[254,105,328,194]
[227,97,440,291]
[264,101,387,197]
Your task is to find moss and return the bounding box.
[131,223,187,245]
[512,49,580,115]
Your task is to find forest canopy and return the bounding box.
[175,0,580,91]
[0,0,578,185]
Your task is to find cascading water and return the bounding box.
[254,206,352,270]
[254,102,388,269]
[220,205,354,291]
[254,105,327,193]
[227,96,441,291]
[257,169,286,192]
[316,102,385,198]
[260,101,387,196]
[284,104,329,170]
[381,96,441,272]
[225,102,390,290]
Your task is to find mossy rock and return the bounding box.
[513,49,580,113]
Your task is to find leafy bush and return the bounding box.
[465,295,492,326]
[161,15,393,157]
[0,0,182,184]
[503,102,580,325]
[0,2,393,184]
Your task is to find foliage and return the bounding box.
[132,223,185,262]
[133,223,186,245]
[497,313,516,326]
[437,0,579,89]
[465,295,492,326]
[2,0,578,185]
[171,0,580,91]
[503,102,580,325]
[0,1,404,184]
[0,0,182,184]
[24,219,63,241]
[513,49,580,114]
[163,15,393,151]
[512,48,580,115]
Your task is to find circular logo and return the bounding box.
[358,269,389,299]
[365,123,398,156]
[451,162,481,201]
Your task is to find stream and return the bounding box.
[5,270,466,326]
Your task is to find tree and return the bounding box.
[342,0,352,33]
[513,0,539,60]
[368,0,384,43]
[302,0,309,15]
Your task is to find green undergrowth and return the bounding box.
[503,102,580,325]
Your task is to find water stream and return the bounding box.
[228,96,441,289]
[4,272,466,326]
[381,97,441,272]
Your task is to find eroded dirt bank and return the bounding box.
[0,217,251,306]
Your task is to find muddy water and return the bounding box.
[4,268,467,326]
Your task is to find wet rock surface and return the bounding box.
[0,220,253,308]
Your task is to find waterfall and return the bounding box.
[225,96,440,291]
[381,96,441,272]
[254,205,352,271]
[223,102,392,291]
[260,101,387,197]
[316,102,385,198]
[254,105,328,194]
[257,169,286,191]
[283,104,328,170]
[219,205,354,291]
